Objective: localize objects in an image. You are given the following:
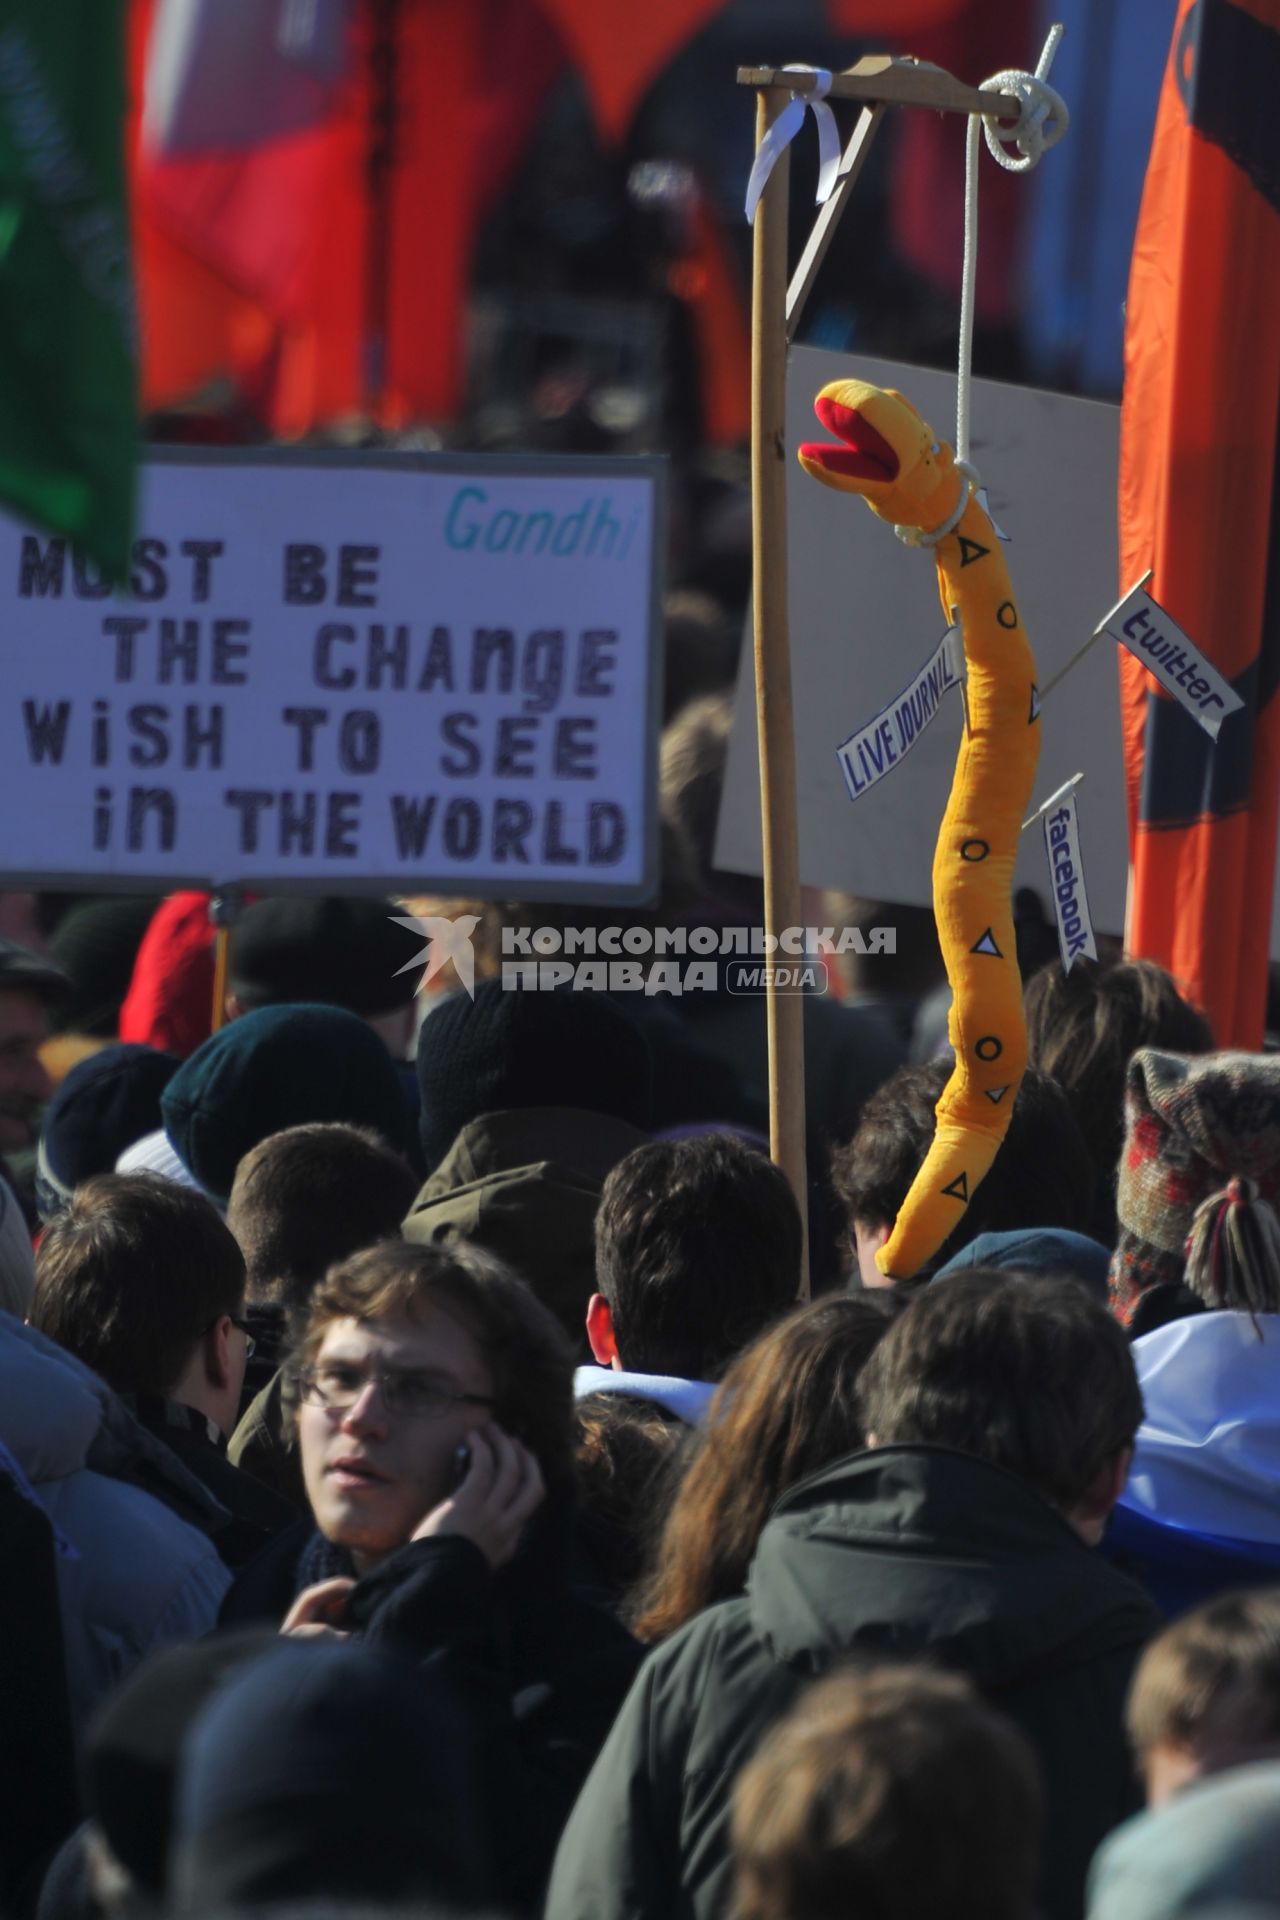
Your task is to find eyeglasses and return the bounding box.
[206,1313,257,1359]
[297,1361,496,1421]
[229,1315,257,1360]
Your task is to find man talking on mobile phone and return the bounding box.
[221,1239,641,1914]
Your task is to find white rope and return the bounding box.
[894,458,978,550]
[744,67,841,225]
[897,25,1069,549]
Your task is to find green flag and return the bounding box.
[0,1,136,582]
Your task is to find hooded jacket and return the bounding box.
[402,1107,649,1345]
[546,1446,1158,1920]
[0,1314,231,1733]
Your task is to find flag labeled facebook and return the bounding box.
[1043,789,1097,973]
[1099,581,1244,742]
[836,626,963,803]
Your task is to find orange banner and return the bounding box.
[1118,0,1280,1047]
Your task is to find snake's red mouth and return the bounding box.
[799,397,900,482]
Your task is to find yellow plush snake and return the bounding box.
[800,379,1040,1279]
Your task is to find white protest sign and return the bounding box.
[836,627,963,802]
[1042,785,1097,972]
[0,453,664,900]
[1098,579,1243,741]
[718,347,1131,933]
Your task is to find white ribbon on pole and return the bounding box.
[744,66,841,225]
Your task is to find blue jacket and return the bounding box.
[0,1314,230,1732]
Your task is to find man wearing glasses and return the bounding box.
[222,1238,642,1913]
[29,1171,296,1569]
[293,1272,544,1584]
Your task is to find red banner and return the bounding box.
[1119,0,1280,1047]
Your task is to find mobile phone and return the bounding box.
[451,1442,471,1487]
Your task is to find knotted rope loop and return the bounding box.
[978,62,1069,174]
[894,461,979,550]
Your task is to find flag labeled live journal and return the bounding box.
[837,627,963,802]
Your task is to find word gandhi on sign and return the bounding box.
[837,628,963,803]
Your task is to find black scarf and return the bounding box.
[295,1528,357,1592]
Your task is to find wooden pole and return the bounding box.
[751,90,810,1295]
[208,888,243,1034]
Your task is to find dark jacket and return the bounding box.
[402,1107,649,1348]
[125,1397,299,1569]
[224,1492,641,1914]
[0,1468,80,1918]
[545,1446,1159,1920]
[228,1364,306,1509]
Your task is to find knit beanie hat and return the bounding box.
[228,896,422,1017]
[36,1043,180,1219]
[162,1004,412,1207]
[1109,1048,1280,1325]
[415,979,654,1171]
[46,896,157,1036]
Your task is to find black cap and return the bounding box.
[36,1042,181,1219]
[416,976,654,1171]
[0,938,72,1002]
[85,1627,281,1896]
[228,896,422,1018]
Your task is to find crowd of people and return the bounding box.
[4,785,1280,1920]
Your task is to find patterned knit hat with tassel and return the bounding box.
[1109,1048,1280,1325]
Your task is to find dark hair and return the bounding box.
[32,1172,245,1396]
[595,1134,801,1381]
[732,1665,1041,1920]
[830,1061,1094,1279]
[661,589,738,723]
[859,1270,1143,1512]
[1127,1586,1280,1758]
[226,1123,418,1313]
[573,1394,689,1592]
[659,693,733,886]
[1026,957,1213,1221]
[302,1240,575,1485]
[630,1292,902,1642]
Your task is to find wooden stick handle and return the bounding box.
[751,89,810,1297]
[208,888,243,1035]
